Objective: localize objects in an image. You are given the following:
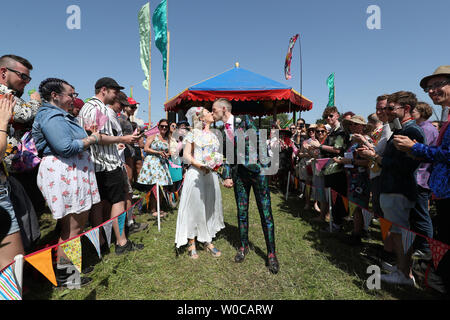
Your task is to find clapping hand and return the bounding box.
[393,135,416,152]
[0,93,16,127]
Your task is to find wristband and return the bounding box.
[0,129,7,134]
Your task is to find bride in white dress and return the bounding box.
[175,107,225,259]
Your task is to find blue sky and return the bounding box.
[2,0,449,125]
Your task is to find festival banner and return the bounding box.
[342,196,349,213]
[85,228,101,259]
[428,238,450,270]
[327,73,335,107]
[401,229,416,255]
[103,221,113,247]
[284,34,299,80]
[0,265,21,300]
[153,0,168,81]
[138,2,151,90]
[24,248,57,286]
[60,237,82,273]
[379,218,392,241]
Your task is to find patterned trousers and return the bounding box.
[233,166,275,254]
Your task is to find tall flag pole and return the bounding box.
[327,73,335,107]
[138,2,152,125]
[165,1,170,118]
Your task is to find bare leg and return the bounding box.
[0,232,24,270]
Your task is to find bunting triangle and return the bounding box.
[25,248,57,286]
[145,191,151,210]
[60,237,82,273]
[85,228,101,259]
[362,209,373,231]
[427,238,450,270]
[103,221,113,247]
[0,265,21,300]
[342,197,349,213]
[379,218,392,241]
[348,201,357,217]
[118,212,127,237]
[401,229,416,255]
[331,190,337,204]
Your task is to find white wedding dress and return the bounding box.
[175,129,225,248]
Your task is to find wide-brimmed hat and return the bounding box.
[343,115,367,126]
[307,124,317,130]
[420,65,450,89]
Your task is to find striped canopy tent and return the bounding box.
[164,63,313,117]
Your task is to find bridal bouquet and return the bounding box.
[204,151,224,175]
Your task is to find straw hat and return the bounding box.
[420,65,450,89]
[343,115,367,126]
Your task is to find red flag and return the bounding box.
[427,238,450,270]
[284,34,299,80]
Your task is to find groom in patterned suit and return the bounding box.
[212,98,279,274]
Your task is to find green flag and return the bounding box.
[153,0,168,81]
[327,73,335,107]
[138,3,151,90]
[282,118,293,128]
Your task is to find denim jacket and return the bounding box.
[32,102,86,158]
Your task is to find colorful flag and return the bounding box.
[60,237,82,273]
[102,221,113,247]
[401,229,416,255]
[428,238,450,270]
[379,218,392,241]
[362,209,373,231]
[327,73,335,107]
[138,2,151,90]
[284,34,299,80]
[349,201,357,216]
[25,248,57,286]
[153,0,168,81]
[0,265,21,300]
[315,158,331,172]
[85,228,101,259]
[118,212,127,237]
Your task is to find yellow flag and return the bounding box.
[349,202,357,216]
[60,237,82,273]
[25,248,57,286]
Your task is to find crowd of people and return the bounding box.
[0,53,449,296]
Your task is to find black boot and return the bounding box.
[234,246,249,263]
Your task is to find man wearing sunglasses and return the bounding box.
[0,54,48,222]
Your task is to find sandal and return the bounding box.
[150,211,167,220]
[205,242,221,258]
[187,241,199,259]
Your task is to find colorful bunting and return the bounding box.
[342,197,349,213]
[362,209,373,231]
[401,229,416,255]
[284,34,299,80]
[25,248,57,286]
[103,221,113,247]
[379,218,392,241]
[60,237,82,273]
[118,212,127,237]
[428,238,450,270]
[0,265,21,300]
[85,228,101,259]
[348,202,357,217]
[315,158,330,172]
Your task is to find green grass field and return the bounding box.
[23,185,443,300]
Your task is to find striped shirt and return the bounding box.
[78,97,122,172]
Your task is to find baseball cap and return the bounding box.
[127,97,139,106]
[95,77,125,90]
[73,98,84,109]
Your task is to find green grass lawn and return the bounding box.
[23,185,443,300]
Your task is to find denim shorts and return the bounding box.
[0,182,20,237]
[380,193,415,234]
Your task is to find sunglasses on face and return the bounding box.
[324,114,335,119]
[290,127,296,130]
[58,92,79,99]
[298,124,305,128]
[6,67,32,82]
[316,130,326,134]
[159,125,168,129]
[424,80,450,93]
[383,105,404,111]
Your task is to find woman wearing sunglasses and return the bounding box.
[137,119,173,219]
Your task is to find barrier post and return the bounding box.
[328,187,333,232]
[156,182,161,232]
[285,171,291,200]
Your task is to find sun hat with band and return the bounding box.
[419,65,450,89]
[343,115,367,126]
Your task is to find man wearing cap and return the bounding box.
[70,98,84,118]
[78,77,144,255]
[393,66,450,294]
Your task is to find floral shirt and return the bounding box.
[184,129,221,166]
[0,83,40,174]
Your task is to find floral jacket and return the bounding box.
[0,84,41,173]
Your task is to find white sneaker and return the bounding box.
[381,261,398,273]
[381,270,416,286]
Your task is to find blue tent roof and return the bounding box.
[189,66,290,91]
